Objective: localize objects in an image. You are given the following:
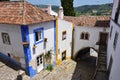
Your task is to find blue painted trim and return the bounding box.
[53,20,56,66]
[28,66,36,77]
[33,27,44,45]
[0,52,21,66]
[21,25,36,77]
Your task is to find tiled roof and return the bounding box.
[0,1,55,25]
[64,16,110,27]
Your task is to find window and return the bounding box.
[80,32,84,39]
[107,56,113,77]
[36,55,43,66]
[7,53,11,57]
[35,31,42,41]
[113,32,119,49]
[85,33,89,40]
[1,32,11,45]
[110,26,113,39]
[34,28,44,44]
[80,32,90,40]
[62,50,66,61]
[62,31,66,40]
[114,1,120,23]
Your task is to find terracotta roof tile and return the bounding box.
[64,16,110,27]
[0,1,55,25]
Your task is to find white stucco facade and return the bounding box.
[0,24,25,67]
[74,26,109,58]
[107,0,120,80]
[28,21,55,72]
[57,19,73,64]
[29,21,55,58]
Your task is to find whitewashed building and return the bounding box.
[64,16,110,59]
[0,1,73,77]
[107,0,120,80]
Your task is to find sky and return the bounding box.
[27,0,113,7]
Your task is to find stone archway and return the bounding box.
[75,47,98,61]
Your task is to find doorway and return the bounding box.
[62,51,66,61]
[36,54,44,72]
[99,32,108,45]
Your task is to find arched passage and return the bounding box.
[75,47,98,61]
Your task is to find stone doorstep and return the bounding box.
[0,62,5,67]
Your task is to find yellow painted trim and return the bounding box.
[56,19,59,65]
[57,59,62,65]
[72,23,74,31]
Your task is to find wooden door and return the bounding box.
[99,33,108,45]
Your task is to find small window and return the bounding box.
[85,33,89,40]
[110,26,113,39]
[107,56,113,77]
[36,55,43,66]
[80,32,84,39]
[62,50,66,61]
[113,32,119,50]
[114,1,120,23]
[62,31,66,40]
[7,53,11,57]
[1,32,11,45]
[34,28,44,44]
[35,30,42,41]
[80,32,90,40]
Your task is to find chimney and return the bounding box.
[48,4,52,14]
[58,6,64,19]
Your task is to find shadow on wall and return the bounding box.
[74,47,98,61]
[74,47,90,61]
[94,20,110,27]
[0,52,24,71]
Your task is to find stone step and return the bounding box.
[98,54,107,57]
[98,59,106,65]
[99,52,107,55]
[97,65,106,72]
[98,57,106,60]
[98,62,106,65]
[94,72,107,80]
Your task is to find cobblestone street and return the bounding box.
[0,56,96,80]
[0,55,24,80]
[22,58,96,80]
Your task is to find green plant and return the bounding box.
[46,64,53,71]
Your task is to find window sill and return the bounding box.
[35,39,43,45]
[22,42,29,45]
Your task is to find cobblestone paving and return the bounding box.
[0,56,24,80]
[0,61,19,80]
[30,59,96,80]
[0,58,96,80]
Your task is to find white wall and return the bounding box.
[0,24,25,67]
[111,0,119,21]
[107,21,120,80]
[57,19,72,60]
[107,2,120,79]
[74,26,109,58]
[28,21,55,62]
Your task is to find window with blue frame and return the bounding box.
[34,28,44,44]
